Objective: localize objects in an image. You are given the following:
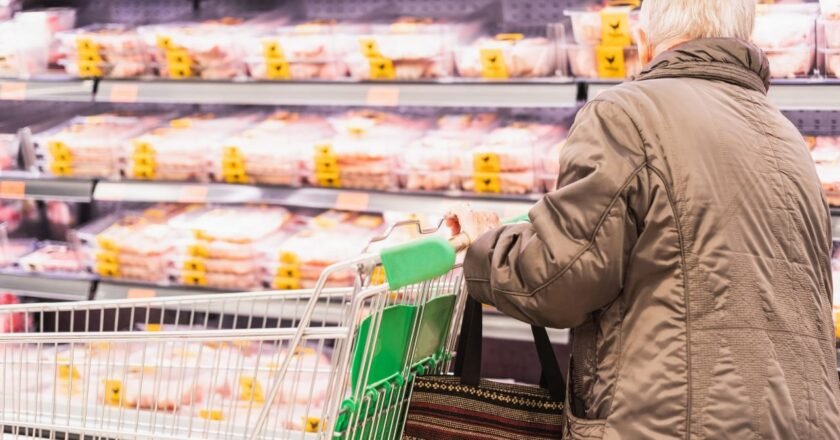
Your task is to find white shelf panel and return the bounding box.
[0,78,93,102]
[0,272,93,301]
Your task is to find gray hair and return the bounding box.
[640,0,756,51]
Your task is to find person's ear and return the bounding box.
[636,28,654,64]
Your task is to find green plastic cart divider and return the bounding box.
[410,295,456,365]
[379,236,456,290]
[350,305,417,392]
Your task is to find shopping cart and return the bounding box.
[0,220,468,440]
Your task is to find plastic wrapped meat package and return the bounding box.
[243,20,357,80]
[310,111,429,190]
[140,18,277,80]
[0,238,34,267]
[36,114,163,179]
[15,8,76,67]
[56,25,149,78]
[261,212,383,289]
[126,114,258,182]
[213,111,333,186]
[752,4,818,79]
[454,33,557,79]
[0,18,49,77]
[564,6,639,46]
[813,136,840,205]
[82,206,186,283]
[344,18,481,80]
[167,206,291,290]
[398,114,497,191]
[17,242,82,274]
[459,123,564,195]
[825,49,840,77]
[567,44,639,79]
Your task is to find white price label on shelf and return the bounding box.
[109,84,139,103]
[0,82,26,100]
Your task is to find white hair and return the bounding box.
[640,0,756,51]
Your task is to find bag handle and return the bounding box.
[454,296,566,402]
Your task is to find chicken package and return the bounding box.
[35,113,163,179]
[397,114,496,191]
[822,0,840,48]
[261,212,383,289]
[344,17,480,80]
[0,238,35,267]
[752,4,818,78]
[126,113,258,182]
[567,44,640,79]
[454,33,557,79]
[17,242,83,274]
[79,206,186,283]
[56,25,149,78]
[0,18,49,77]
[213,111,333,186]
[243,20,357,80]
[564,6,639,46]
[459,122,563,195]
[309,111,428,190]
[15,8,76,67]
[232,346,332,406]
[140,18,269,80]
[167,206,290,290]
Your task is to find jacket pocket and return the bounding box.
[566,410,606,440]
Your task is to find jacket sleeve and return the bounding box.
[463,100,648,329]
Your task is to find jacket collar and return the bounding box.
[636,38,771,94]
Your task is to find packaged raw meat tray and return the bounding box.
[567,43,640,79]
[243,19,359,80]
[0,17,49,77]
[212,111,334,186]
[17,241,83,274]
[125,113,259,182]
[564,6,639,46]
[752,3,818,79]
[459,122,564,195]
[454,32,558,79]
[56,24,149,78]
[344,16,482,80]
[309,110,429,190]
[35,113,164,179]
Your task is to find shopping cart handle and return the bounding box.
[380,236,457,290]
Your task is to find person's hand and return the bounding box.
[445,204,501,247]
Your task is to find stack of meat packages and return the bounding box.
[563,6,641,79]
[752,3,818,79]
[821,0,840,78]
[35,113,164,179]
[459,122,565,195]
[1,338,332,433]
[56,24,149,78]
[809,135,840,205]
[259,211,384,290]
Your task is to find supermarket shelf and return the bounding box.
[589,80,840,110]
[0,172,94,202]
[0,77,93,102]
[0,272,93,301]
[95,79,581,108]
[93,181,538,216]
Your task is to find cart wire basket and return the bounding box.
[0,220,468,440]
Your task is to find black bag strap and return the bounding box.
[454,296,566,402]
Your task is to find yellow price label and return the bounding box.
[47,141,69,156]
[156,35,173,50]
[279,251,299,265]
[133,140,155,155]
[103,380,123,406]
[304,417,322,433]
[77,51,102,63]
[223,146,242,158]
[595,45,627,79]
[274,276,301,290]
[480,49,508,80]
[95,251,119,265]
[314,154,338,173]
[165,49,192,66]
[473,173,501,193]
[193,229,213,241]
[76,38,99,53]
[239,376,265,403]
[473,152,501,173]
[222,156,245,172]
[49,161,74,176]
[223,171,250,184]
[95,262,120,277]
[132,165,156,180]
[51,150,73,163]
[188,243,209,258]
[170,118,192,128]
[265,59,291,80]
[183,258,206,273]
[58,364,81,381]
[199,409,224,421]
[368,57,395,80]
[182,272,208,287]
[263,41,285,59]
[77,61,102,78]
[96,236,118,252]
[314,171,341,188]
[370,266,387,285]
[167,63,193,79]
[359,38,382,58]
[276,265,300,279]
[132,152,156,168]
[600,11,632,47]
[145,324,162,332]
[314,143,334,156]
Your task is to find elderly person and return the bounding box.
[450,0,840,438]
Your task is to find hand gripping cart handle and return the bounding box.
[0,219,471,440]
